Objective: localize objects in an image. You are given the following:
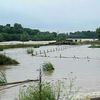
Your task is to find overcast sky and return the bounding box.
[0,0,100,32]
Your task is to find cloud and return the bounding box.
[0,0,100,32]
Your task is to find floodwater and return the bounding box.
[0,45,100,100]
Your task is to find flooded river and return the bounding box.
[0,45,100,100]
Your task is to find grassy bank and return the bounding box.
[89,45,100,48]
[0,54,19,65]
[0,48,3,51]
[81,40,100,45]
[0,44,45,50]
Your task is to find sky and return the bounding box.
[0,0,100,32]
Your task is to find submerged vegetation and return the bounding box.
[42,62,54,72]
[0,54,19,65]
[0,71,7,85]
[0,48,3,51]
[26,48,34,54]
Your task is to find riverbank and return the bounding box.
[0,41,56,50]
[0,44,43,50]
[89,45,100,48]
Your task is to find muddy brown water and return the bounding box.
[0,45,100,100]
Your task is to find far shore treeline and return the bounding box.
[0,23,100,42]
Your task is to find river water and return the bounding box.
[0,45,100,100]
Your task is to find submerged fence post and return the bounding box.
[47,49,48,53]
[53,48,55,52]
[60,54,62,58]
[56,48,57,51]
[35,51,38,56]
[40,50,42,54]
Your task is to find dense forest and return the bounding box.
[0,23,99,42]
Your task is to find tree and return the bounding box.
[0,34,4,42]
[14,23,23,34]
[3,25,11,33]
[0,25,4,33]
[56,33,67,42]
[96,27,100,40]
[20,32,30,41]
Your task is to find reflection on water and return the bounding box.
[0,45,100,100]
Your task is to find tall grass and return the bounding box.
[0,71,7,85]
[19,82,55,100]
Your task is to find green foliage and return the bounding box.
[0,23,99,42]
[0,71,7,85]
[0,23,57,41]
[0,34,4,42]
[0,54,19,65]
[42,62,54,72]
[69,31,98,39]
[56,33,67,42]
[20,32,30,41]
[0,48,3,51]
[96,27,100,40]
[19,82,55,100]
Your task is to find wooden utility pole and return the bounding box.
[39,68,42,100]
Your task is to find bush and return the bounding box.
[42,62,54,72]
[0,54,19,65]
[19,82,55,100]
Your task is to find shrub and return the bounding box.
[42,62,54,72]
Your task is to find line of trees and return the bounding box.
[0,23,99,42]
[69,31,98,39]
[96,27,100,40]
[0,23,58,42]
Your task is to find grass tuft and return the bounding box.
[0,71,7,85]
